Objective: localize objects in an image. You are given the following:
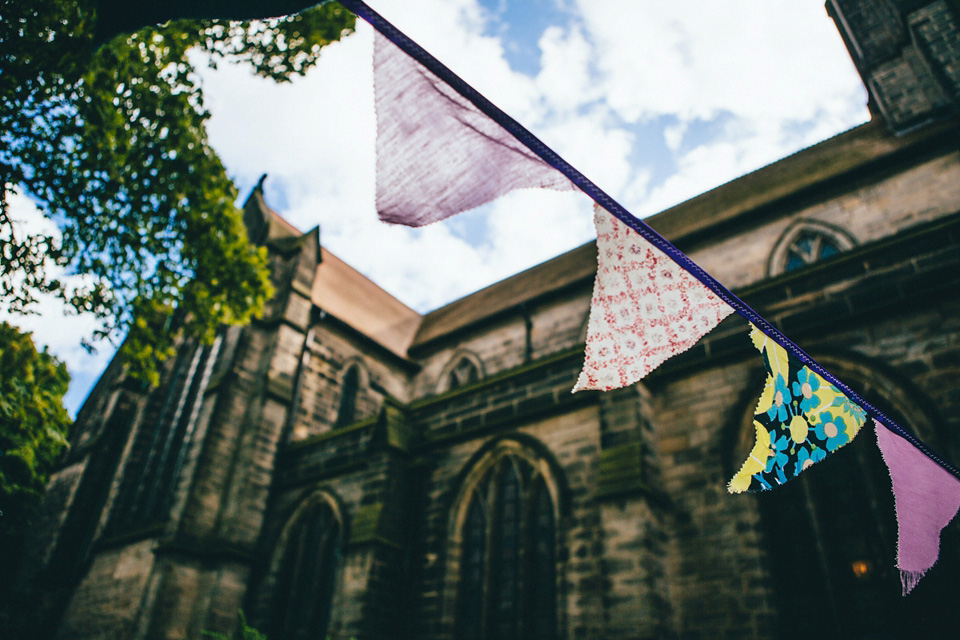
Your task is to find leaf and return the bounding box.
[2,0,350,382]
[0,322,70,544]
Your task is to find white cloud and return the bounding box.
[197,26,377,218]
[663,120,688,152]
[197,0,869,312]
[535,25,597,114]
[577,1,866,125]
[539,106,636,195]
[0,190,115,416]
[11,0,873,412]
[562,0,869,215]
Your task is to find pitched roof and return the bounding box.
[411,242,596,351]
[244,184,421,358]
[311,248,421,358]
[250,116,957,357]
[410,117,957,350]
[645,118,956,243]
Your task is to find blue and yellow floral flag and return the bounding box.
[728,325,867,493]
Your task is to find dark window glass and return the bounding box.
[528,478,558,640]
[456,454,557,640]
[272,500,341,640]
[458,494,486,640]
[490,462,522,639]
[759,424,960,639]
[335,366,359,428]
[784,230,844,272]
[107,337,219,533]
[46,396,137,579]
[448,358,480,390]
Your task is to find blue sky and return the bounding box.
[4,0,870,415]
[480,0,575,76]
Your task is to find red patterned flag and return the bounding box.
[876,421,960,594]
[373,31,576,227]
[574,204,734,392]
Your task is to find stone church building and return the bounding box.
[13,1,960,639]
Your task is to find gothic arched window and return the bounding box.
[447,356,481,391]
[769,221,855,276]
[334,365,360,428]
[758,428,900,638]
[455,451,558,640]
[738,358,960,638]
[106,336,221,534]
[271,497,341,640]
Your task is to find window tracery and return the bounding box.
[769,220,855,276]
[735,358,957,637]
[783,229,844,271]
[454,449,558,640]
[106,336,220,534]
[448,357,481,391]
[270,496,341,640]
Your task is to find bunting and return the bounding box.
[728,324,866,493]
[876,421,960,594]
[373,31,575,227]
[340,0,960,595]
[573,203,733,392]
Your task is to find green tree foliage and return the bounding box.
[199,609,357,640]
[202,610,269,640]
[0,322,71,546]
[1,0,355,383]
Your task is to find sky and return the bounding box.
[4,0,870,415]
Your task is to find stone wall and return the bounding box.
[288,319,414,442]
[224,128,960,640]
[15,50,960,639]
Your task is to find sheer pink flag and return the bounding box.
[574,204,735,392]
[373,31,576,227]
[875,420,960,595]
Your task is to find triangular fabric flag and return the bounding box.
[875,421,960,595]
[573,204,734,392]
[373,31,576,227]
[728,324,867,493]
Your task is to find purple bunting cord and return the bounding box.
[338,0,960,482]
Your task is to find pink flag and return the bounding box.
[574,204,734,392]
[875,420,960,595]
[373,31,576,227]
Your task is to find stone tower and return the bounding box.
[828,0,960,131]
[14,186,325,638]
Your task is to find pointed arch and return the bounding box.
[439,350,485,392]
[445,437,564,640]
[266,490,344,640]
[725,351,958,638]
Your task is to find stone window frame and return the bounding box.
[438,350,485,393]
[767,219,856,277]
[442,437,565,640]
[262,490,345,640]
